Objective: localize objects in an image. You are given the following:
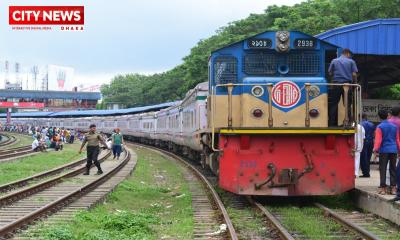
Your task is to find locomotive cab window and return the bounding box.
[213,56,237,84]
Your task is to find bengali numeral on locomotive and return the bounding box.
[247,38,272,49]
[294,39,316,49]
[240,160,257,168]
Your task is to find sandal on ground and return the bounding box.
[378,187,387,195]
[390,186,397,195]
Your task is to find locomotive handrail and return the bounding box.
[212,83,275,151]
[308,82,362,126]
[211,82,361,152]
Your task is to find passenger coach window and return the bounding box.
[214,56,237,84]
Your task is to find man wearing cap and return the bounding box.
[79,124,108,175]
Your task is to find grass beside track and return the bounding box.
[39,145,193,240]
[0,142,84,185]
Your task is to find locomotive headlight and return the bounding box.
[276,31,290,52]
[308,85,320,98]
[251,86,264,97]
[278,32,289,42]
[278,43,287,51]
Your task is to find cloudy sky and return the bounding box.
[0,0,303,90]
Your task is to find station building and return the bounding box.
[316,18,400,122]
[0,89,101,112]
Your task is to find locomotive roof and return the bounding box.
[211,30,339,53]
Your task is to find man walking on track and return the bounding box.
[112,128,124,160]
[79,124,108,175]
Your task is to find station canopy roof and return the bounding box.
[317,18,400,89]
[0,90,101,100]
[316,18,400,55]
[0,101,180,118]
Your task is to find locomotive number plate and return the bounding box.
[294,38,316,49]
[247,38,272,49]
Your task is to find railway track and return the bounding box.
[250,198,399,240]
[0,146,33,162]
[0,135,17,148]
[130,142,400,240]
[0,149,132,239]
[0,150,110,194]
[131,143,238,240]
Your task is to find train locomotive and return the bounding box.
[3,30,361,196]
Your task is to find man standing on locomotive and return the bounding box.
[79,124,109,175]
[328,48,358,126]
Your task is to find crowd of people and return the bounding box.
[31,126,79,151]
[1,124,84,152]
[355,107,400,201]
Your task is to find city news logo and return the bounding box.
[9,6,84,31]
[272,81,301,108]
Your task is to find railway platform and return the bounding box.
[354,164,400,225]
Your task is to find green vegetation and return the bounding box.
[269,205,344,239]
[39,146,193,240]
[0,143,84,185]
[370,84,400,100]
[317,193,355,210]
[216,188,268,238]
[100,0,400,107]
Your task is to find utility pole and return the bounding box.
[4,61,9,88]
[31,65,39,90]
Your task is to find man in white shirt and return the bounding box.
[32,138,40,151]
[355,123,365,177]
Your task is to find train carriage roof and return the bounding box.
[0,101,180,118]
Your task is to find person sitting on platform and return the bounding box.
[373,109,400,195]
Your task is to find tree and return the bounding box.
[101,0,400,106]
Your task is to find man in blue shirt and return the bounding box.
[374,110,400,195]
[360,113,375,177]
[328,48,358,126]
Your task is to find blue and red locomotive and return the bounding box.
[206,30,361,196]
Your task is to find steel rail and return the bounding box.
[131,143,238,240]
[314,203,380,240]
[249,198,295,240]
[0,146,33,160]
[0,145,31,154]
[0,135,16,147]
[0,150,110,193]
[0,149,130,239]
[0,150,111,207]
